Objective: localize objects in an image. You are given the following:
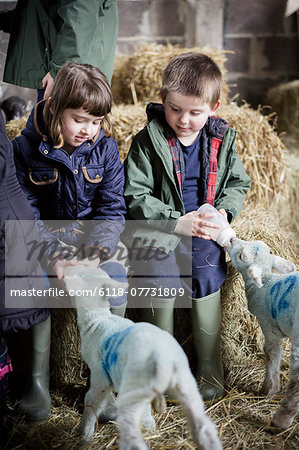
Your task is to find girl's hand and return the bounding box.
[52,257,81,280]
[52,257,101,280]
[174,211,221,239]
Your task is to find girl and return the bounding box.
[12,62,127,421]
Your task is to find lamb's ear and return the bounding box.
[247,265,263,287]
[272,255,296,274]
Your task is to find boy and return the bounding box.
[124,53,251,400]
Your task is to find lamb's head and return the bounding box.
[64,265,128,308]
[228,238,296,288]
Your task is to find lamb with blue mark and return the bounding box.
[64,266,222,450]
[228,237,298,430]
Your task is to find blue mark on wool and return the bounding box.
[102,326,133,381]
[270,275,297,320]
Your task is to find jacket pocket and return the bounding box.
[81,166,103,184]
[82,165,104,200]
[29,168,58,185]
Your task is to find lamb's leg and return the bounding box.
[117,400,149,450]
[142,403,156,430]
[271,337,299,429]
[97,391,117,423]
[261,333,282,394]
[79,382,112,442]
[169,370,222,450]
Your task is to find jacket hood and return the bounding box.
[146,102,167,125]
[22,100,103,148]
[22,101,48,143]
[146,102,229,139]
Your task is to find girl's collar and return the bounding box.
[91,126,101,143]
[33,100,48,142]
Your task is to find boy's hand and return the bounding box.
[218,208,227,219]
[174,211,221,239]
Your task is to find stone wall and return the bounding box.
[223,0,299,106]
[117,0,299,107]
[0,0,298,108]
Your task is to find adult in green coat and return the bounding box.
[0,0,118,98]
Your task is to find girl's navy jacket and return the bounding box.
[13,101,126,259]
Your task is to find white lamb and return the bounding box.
[228,237,298,429]
[64,266,222,450]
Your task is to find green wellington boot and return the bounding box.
[191,289,224,401]
[17,316,51,422]
[139,297,175,335]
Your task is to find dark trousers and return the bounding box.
[129,237,226,306]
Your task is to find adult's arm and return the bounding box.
[49,0,113,79]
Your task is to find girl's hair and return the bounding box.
[43,62,113,147]
[160,52,222,108]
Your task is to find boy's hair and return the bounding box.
[44,62,112,148]
[160,52,222,107]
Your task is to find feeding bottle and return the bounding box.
[196,203,236,247]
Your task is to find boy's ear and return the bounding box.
[210,100,220,115]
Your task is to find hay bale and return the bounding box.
[5,115,28,141]
[50,309,87,388]
[265,79,299,140]
[277,141,299,238]
[111,42,230,106]
[111,102,147,162]
[217,102,288,209]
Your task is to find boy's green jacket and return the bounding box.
[124,112,251,253]
[0,0,118,87]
